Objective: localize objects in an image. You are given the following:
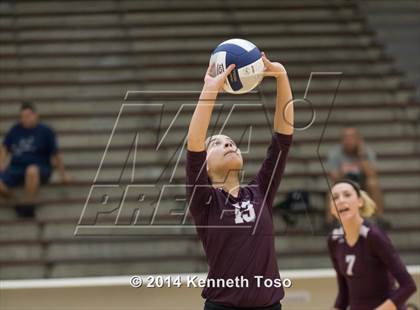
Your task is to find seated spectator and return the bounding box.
[325,127,390,228]
[0,102,71,217]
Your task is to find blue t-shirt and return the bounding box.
[3,123,58,168]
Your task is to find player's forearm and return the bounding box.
[187,85,218,151]
[273,71,294,135]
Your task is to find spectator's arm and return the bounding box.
[358,157,377,178]
[0,145,8,171]
[358,146,377,178]
[326,147,343,182]
[51,153,71,183]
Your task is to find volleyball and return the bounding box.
[210,38,264,94]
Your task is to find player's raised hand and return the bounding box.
[204,62,236,92]
[261,52,286,77]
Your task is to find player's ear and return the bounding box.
[358,196,363,208]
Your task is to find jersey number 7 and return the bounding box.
[345,254,356,276]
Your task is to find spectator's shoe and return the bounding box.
[375,216,392,231]
[15,204,36,218]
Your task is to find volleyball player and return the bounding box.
[328,179,417,310]
[186,53,294,310]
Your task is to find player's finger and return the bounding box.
[205,62,212,76]
[261,53,271,67]
[224,64,236,76]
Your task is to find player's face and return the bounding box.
[20,109,38,129]
[206,135,243,177]
[342,128,359,154]
[330,183,363,222]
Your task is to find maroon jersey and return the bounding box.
[328,221,417,310]
[186,133,292,307]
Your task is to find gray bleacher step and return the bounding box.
[0,102,411,126]
[8,0,353,15]
[56,151,415,177]
[0,114,144,132]
[1,90,412,116]
[45,239,201,260]
[275,235,326,252]
[1,117,406,150]
[278,256,330,269]
[0,63,397,82]
[36,204,86,221]
[384,192,420,208]
[0,62,398,82]
[13,0,118,14]
[307,158,420,174]
[43,222,201,239]
[29,162,306,182]
[0,23,367,42]
[39,166,323,186]
[366,15,420,26]
[1,98,414,120]
[0,223,40,241]
[5,9,355,29]
[0,122,414,152]
[0,33,373,51]
[0,50,386,70]
[42,223,85,239]
[400,253,420,267]
[50,260,207,278]
[370,175,420,188]
[303,140,417,156]
[0,43,385,59]
[388,229,420,247]
[11,14,122,27]
[24,186,420,220]
[382,213,420,229]
[0,207,18,220]
[122,10,358,26]
[304,175,419,193]
[0,265,46,280]
[0,244,43,261]
[55,138,416,161]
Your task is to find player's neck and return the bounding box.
[212,173,240,198]
[342,216,363,247]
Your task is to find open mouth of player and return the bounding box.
[224,150,238,156]
[338,207,350,214]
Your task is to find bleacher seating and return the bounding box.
[360,0,420,99]
[0,0,419,279]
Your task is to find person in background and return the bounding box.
[0,102,71,217]
[325,127,390,229]
[187,53,294,310]
[328,179,416,310]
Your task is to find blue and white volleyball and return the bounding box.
[210,38,264,94]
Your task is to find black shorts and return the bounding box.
[204,300,281,310]
[0,164,51,187]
